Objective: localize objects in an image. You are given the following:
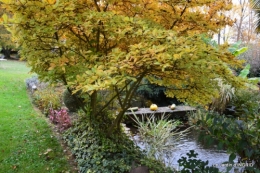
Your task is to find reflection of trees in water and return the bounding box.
[130,125,230,170]
[184,130,225,150]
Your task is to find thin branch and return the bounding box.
[170,4,187,29]
[69,27,88,44]
[93,0,101,12]
[93,80,132,117]
[54,32,62,56]
[82,32,93,47]
[103,2,109,11]
[96,22,101,52]
[112,72,146,130]
[114,86,123,107]
[61,75,88,114]
[106,43,118,52]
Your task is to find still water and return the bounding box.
[129,129,243,172]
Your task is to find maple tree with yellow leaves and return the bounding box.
[0,0,245,131]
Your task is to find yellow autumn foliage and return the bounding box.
[0,0,245,127]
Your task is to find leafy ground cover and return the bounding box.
[0,60,76,173]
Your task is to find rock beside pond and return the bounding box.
[26,76,39,92]
[130,166,149,173]
[25,76,49,93]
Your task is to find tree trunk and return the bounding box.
[90,91,97,118]
[1,47,11,59]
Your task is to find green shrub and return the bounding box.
[63,89,81,112]
[63,118,173,173]
[188,108,214,128]
[136,78,166,98]
[193,110,260,171]
[230,89,260,119]
[32,87,62,115]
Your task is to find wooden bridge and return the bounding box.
[124,105,196,124]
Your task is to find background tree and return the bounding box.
[1,0,244,133]
[220,0,260,77]
[217,0,260,43]
[0,3,16,59]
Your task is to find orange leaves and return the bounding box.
[46,0,56,4]
[47,56,70,72]
[48,63,56,70]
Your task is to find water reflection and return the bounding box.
[131,129,239,172]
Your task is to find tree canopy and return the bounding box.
[1,0,245,130]
[0,4,16,58]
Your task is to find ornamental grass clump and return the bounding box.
[132,113,192,167]
[210,78,235,114]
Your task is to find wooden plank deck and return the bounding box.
[125,106,196,115]
[124,106,196,124]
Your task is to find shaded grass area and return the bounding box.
[0,60,75,173]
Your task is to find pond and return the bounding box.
[128,127,245,173]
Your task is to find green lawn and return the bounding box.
[0,60,75,173]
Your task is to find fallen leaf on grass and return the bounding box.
[43,148,52,155]
[39,148,53,156]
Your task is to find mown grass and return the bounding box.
[0,60,75,173]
